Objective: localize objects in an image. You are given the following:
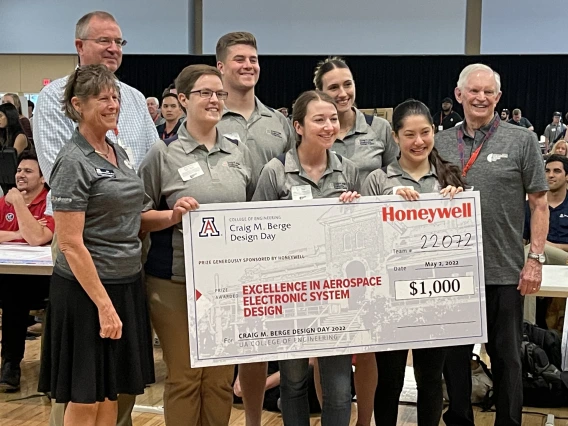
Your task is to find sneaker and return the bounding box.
[0,361,21,392]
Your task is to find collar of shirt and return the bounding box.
[28,187,49,207]
[221,96,272,120]
[459,112,499,139]
[176,121,237,156]
[386,160,438,181]
[71,128,114,157]
[343,108,371,138]
[284,147,344,175]
[551,190,568,211]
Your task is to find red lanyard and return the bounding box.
[456,115,500,177]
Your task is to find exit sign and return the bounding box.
[42,78,51,86]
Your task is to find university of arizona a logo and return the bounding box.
[199,217,220,237]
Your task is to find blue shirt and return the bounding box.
[524,191,568,244]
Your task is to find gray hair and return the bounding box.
[63,64,120,122]
[75,11,117,39]
[457,63,501,93]
[146,97,159,106]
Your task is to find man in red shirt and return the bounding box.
[0,151,53,392]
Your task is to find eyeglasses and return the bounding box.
[189,89,228,100]
[81,37,128,49]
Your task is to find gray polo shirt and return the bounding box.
[435,115,548,285]
[333,109,398,183]
[50,129,144,282]
[361,160,439,196]
[544,122,566,144]
[139,122,259,282]
[216,97,295,167]
[252,148,360,201]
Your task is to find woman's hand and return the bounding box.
[396,187,420,201]
[339,191,361,203]
[440,185,463,200]
[170,197,200,224]
[98,304,122,340]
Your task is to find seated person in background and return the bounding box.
[0,103,29,154]
[508,108,534,131]
[544,112,565,153]
[0,151,53,391]
[155,93,183,140]
[523,155,568,325]
[2,93,33,142]
[546,139,568,160]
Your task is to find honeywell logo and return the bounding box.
[382,202,472,223]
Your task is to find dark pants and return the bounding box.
[0,274,50,363]
[374,347,446,426]
[443,285,524,426]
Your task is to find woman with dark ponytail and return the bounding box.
[361,99,464,426]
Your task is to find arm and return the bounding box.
[251,162,281,201]
[33,80,75,184]
[140,198,198,233]
[55,211,122,339]
[0,230,22,243]
[375,118,398,166]
[13,134,28,154]
[265,371,280,390]
[546,241,568,252]
[5,189,53,246]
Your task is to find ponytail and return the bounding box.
[428,147,467,188]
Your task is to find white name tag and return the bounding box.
[291,185,313,200]
[178,163,204,181]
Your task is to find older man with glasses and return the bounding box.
[33,10,159,426]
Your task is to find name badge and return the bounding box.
[178,163,204,181]
[438,125,444,132]
[95,168,116,178]
[291,185,313,200]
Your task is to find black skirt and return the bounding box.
[38,272,155,403]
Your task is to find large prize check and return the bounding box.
[183,192,487,367]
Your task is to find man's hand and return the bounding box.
[517,259,543,295]
[5,188,25,206]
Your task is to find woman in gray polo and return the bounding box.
[138,64,258,426]
[38,65,154,424]
[252,90,359,426]
[362,99,464,426]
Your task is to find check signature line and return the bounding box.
[415,265,473,270]
[238,329,370,341]
[397,321,476,329]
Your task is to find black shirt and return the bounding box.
[508,117,533,129]
[433,110,462,131]
[156,119,183,141]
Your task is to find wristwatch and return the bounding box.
[527,252,546,264]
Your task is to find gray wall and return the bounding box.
[481,0,568,54]
[0,0,194,54]
[202,0,467,54]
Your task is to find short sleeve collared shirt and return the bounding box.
[361,160,439,196]
[50,129,144,282]
[139,122,259,282]
[216,97,295,167]
[252,148,360,201]
[332,108,398,183]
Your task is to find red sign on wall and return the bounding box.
[42,78,51,86]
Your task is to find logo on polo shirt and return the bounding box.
[332,182,348,190]
[560,214,568,218]
[487,153,509,163]
[5,213,14,222]
[199,217,220,237]
[223,161,242,169]
[358,139,375,146]
[266,129,282,138]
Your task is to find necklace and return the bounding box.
[95,144,111,158]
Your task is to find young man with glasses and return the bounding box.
[33,10,159,426]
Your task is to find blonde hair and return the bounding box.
[550,139,568,156]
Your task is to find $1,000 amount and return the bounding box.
[394,277,475,301]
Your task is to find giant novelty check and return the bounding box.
[183,192,487,367]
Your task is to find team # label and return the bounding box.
[242,277,382,317]
[382,202,472,223]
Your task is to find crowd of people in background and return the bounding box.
[0,8,566,426]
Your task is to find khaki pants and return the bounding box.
[523,244,568,324]
[47,234,136,426]
[146,275,234,426]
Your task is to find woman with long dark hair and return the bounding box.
[0,103,29,154]
[362,99,464,426]
[2,93,33,141]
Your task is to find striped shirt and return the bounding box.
[33,75,159,214]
